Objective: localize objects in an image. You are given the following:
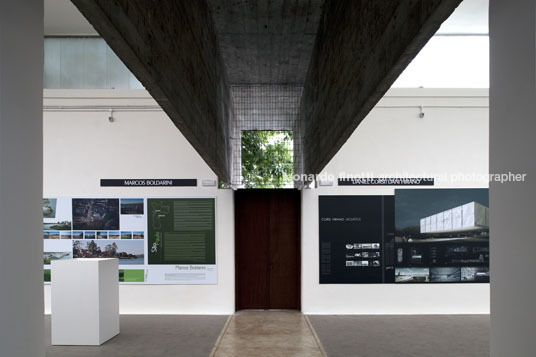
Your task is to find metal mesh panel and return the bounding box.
[230,85,303,188]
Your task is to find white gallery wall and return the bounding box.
[302,88,490,314]
[43,89,234,314]
[43,88,489,315]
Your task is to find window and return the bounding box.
[44,37,143,89]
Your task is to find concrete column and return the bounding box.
[489,0,536,356]
[0,1,44,356]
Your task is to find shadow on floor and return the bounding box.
[308,315,490,357]
[45,314,229,357]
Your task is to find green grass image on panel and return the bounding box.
[44,269,51,282]
[147,198,215,265]
[118,269,144,282]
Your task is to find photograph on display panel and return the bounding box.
[43,251,71,265]
[120,198,144,215]
[43,197,72,231]
[42,198,57,218]
[394,188,489,283]
[72,198,120,230]
[394,267,430,283]
[72,239,144,265]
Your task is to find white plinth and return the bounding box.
[51,258,119,345]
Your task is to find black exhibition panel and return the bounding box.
[319,189,490,284]
[319,195,395,284]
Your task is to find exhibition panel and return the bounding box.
[43,197,217,285]
[319,195,393,284]
[319,189,489,284]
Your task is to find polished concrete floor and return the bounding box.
[45,313,490,357]
[210,311,326,357]
[309,315,490,357]
[45,315,228,357]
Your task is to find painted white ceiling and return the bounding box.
[438,0,488,35]
[44,0,97,36]
[44,0,488,37]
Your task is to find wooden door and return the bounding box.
[235,189,301,310]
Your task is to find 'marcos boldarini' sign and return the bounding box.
[100,179,197,187]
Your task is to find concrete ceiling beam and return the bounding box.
[71,0,233,183]
[301,0,463,176]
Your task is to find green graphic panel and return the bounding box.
[119,269,145,282]
[147,198,215,265]
[44,269,51,282]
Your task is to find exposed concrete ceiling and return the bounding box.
[300,0,464,176]
[207,0,324,84]
[70,0,234,183]
[67,0,468,183]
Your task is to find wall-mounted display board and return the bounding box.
[319,189,489,284]
[319,196,394,283]
[43,197,217,285]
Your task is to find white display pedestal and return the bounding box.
[51,258,120,345]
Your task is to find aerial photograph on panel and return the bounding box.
[72,198,120,230]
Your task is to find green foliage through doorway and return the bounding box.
[241,131,294,188]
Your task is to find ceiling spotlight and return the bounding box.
[419,106,425,119]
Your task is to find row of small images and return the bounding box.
[395,266,490,283]
[346,260,381,267]
[44,231,144,240]
[43,231,72,239]
[345,243,380,250]
[346,251,380,258]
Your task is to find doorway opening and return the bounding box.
[235,189,301,310]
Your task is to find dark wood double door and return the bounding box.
[235,189,301,310]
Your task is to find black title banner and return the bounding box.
[100,179,197,187]
[338,178,434,186]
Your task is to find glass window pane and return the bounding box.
[129,72,144,89]
[106,46,130,89]
[44,38,61,88]
[60,38,86,88]
[84,38,107,88]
